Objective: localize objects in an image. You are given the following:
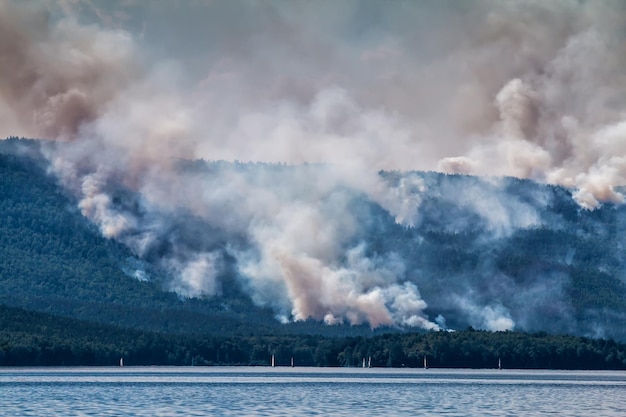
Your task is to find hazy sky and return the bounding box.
[3,0,625,209]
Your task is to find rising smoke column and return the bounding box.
[436,1,626,209]
[1,0,625,330]
[0,0,439,329]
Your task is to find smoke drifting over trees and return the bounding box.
[1,0,625,331]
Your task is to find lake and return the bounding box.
[2,367,625,416]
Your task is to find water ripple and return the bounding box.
[2,368,626,416]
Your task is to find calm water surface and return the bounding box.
[2,367,625,416]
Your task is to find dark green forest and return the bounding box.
[0,140,382,338]
[2,305,625,369]
[0,143,271,335]
[2,137,626,367]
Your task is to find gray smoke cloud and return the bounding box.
[435,2,626,209]
[1,0,625,330]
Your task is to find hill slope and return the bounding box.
[1,138,626,340]
[0,140,305,336]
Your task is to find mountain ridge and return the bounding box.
[1,138,625,340]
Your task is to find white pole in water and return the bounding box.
[119,357,124,367]
[291,357,294,367]
[271,354,275,368]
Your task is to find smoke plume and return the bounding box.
[1,0,625,330]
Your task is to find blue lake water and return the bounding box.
[2,367,625,416]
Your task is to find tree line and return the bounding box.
[2,305,625,369]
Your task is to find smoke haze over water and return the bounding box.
[1,0,625,331]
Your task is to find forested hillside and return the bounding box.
[0,139,375,337]
[1,138,626,341]
[2,305,625,369]
[371,172,626,339]
[0,139,395,338]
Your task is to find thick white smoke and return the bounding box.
[1,0,625,330]
[437,5,626,209]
